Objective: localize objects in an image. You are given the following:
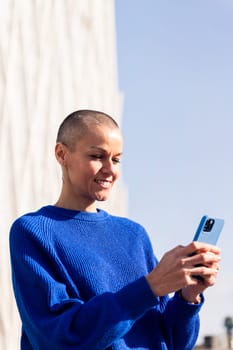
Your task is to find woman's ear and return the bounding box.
[55,143,67,166]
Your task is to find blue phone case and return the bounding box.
[193,216,224,245]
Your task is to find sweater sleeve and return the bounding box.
[157,291,203,350]
[10,220,160,350]
[140,228,202,350]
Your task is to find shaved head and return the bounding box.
[56,110,119,150]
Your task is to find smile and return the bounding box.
[95,179,112,188]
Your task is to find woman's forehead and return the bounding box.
[71,126,123,154]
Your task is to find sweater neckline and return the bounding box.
[43,205,109,222]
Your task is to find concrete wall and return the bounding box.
[0,1,126,348]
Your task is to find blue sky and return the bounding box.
[115,0,233,342]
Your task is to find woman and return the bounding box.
[10,109,220,350]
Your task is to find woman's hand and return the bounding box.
[145,241,221,301]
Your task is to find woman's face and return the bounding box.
[56,124,123,212]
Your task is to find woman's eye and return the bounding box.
[90,154,102,159]
[90,154,121,164]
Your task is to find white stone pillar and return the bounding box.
[0,1,126,348]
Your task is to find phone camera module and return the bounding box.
[203,218,215,232]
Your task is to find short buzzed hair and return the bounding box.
[56,109,119,150]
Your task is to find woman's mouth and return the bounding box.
[95,179,112,189]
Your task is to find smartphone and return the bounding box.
[193,216,224,245]
[192,216,224,281]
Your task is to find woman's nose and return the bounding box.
[101,160,115,174]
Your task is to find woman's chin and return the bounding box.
[95,192,110,202]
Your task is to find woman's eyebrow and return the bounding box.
[89,146,123,156]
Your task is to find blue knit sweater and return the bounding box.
[10,205,202,350]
